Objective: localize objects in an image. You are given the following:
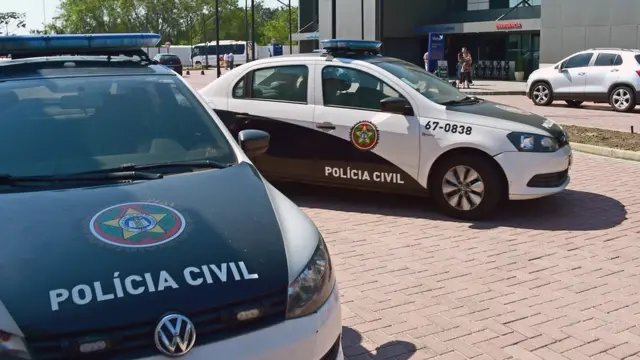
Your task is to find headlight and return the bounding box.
[507,132,559,152]
[0,331,30,359]
[286,237,335,319]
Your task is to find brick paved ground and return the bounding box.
[481,96,639,132]
[276,153,640,359]
[187,75,640,359]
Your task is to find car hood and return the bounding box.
[446,99,566,140]
[0,162,290,339]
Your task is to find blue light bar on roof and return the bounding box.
[0,33,161,54]
[320,39,382,52]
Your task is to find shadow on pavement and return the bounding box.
[279,183,627,231]
[342,327,416,360]
[547,102,640,114]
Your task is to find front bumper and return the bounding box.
[494,145,572,200]
[139,287,342,360]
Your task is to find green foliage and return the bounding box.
[35,0,298,46]
[0,12,27,35]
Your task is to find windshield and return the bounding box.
[0,74,237,178]
[373,59,468,105]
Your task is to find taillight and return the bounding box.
[158,60,165,64]
[636,70,640,76]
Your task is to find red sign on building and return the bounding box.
[496,22,522,30]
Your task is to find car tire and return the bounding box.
[430,153,504,220]
[609,86,636,112]
[531,82,553,106]
[565,100,583,107]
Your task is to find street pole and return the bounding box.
[42,0,47,34]
[377,0,384,52]
[251,0,255,61]
[288,0,292,54]
[361,0,364,39]
[245,0,249,59]
[215,0,221,77]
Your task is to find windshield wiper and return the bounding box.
[440,96,481,106]
[75,160,231,175]
[0,171,162,185]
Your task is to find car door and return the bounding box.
[584,52,622,101]
[553,52,593,98]
[312,64,424,193]
[226,63,317,182]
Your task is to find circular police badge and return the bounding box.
[495,104,531,115]
[90,202,186,248]
[350,120,379,151]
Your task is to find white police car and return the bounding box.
[201,39,572,220]
[0,34,342,359]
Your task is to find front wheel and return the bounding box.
[610,86,636,112]
[531,82,553,106]
[565,100,583,107]
[430,154,504,220]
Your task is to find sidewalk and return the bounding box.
[458,80,526,96]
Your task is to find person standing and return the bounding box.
[228,52,235,70]
[457,51,463,88]
[423,51,429,72]
[461,47,473,89]
[223,53,229,70]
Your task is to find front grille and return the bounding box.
[28,289,287,360]
[320,335,342,360]
[527,169,569,188]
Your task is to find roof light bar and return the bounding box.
[320,39,382,53]
[0,33,161,55]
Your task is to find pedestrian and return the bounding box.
[457,50,463,88]
[461,47,473,89]
[423,50,429,72]
[228,52,234,70]
[223,53,229,70]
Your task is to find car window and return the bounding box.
[635,54,640,65]
[373,59,468,105]
[322,66,404,111]
[249,65,308,103]
[562,53,593,69]
[0,74,237,178]
[233,78,245,98]
[594,53,622,66]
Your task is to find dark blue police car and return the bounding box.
[0,33,342,360]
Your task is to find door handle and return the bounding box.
[316,122,335,130]
[578,72,585,76]
[611,69,619,72]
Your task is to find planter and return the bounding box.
[514,71,525,81]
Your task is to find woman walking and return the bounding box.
[461,47,473,89]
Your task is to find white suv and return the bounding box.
[526,48,640,112]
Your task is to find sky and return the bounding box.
[1,0,298,35]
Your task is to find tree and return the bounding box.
[45,0,297,46]
[0,12,27,36]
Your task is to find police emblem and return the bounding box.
[350,120,379,150]
[90,202,186,248]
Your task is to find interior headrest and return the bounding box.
[60,93,104,109]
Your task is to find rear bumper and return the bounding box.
[138,286,343,360]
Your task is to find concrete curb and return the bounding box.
[571,142,640,162]
[462,91,526,96]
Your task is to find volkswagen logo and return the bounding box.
[154,314,196,357]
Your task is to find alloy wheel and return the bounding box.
[533,85,549,104]
[441,165,485,211]
[612,88,631,110]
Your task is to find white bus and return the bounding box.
[192,41,250,66]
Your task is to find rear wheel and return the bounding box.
[610,86,636,112]
[565,100,583,107]
[430,154,504,220]
[531,82,553,106]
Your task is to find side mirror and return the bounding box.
[380,97,414,116]
[238,129,270,157]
